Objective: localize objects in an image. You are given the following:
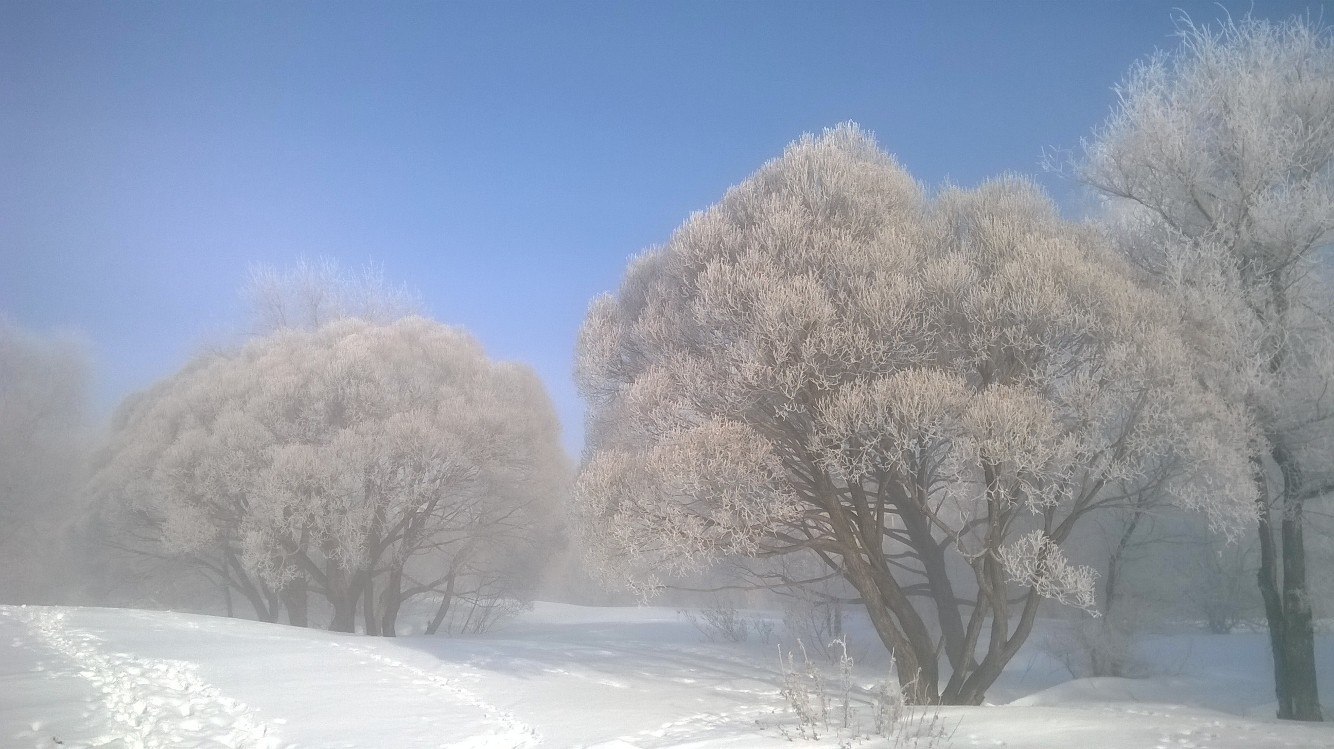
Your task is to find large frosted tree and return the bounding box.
[1075,16,1333,721]
[575,125,1254,705]
[94,316,566,633]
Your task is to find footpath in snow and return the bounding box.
[3,606,281,748]
[2,605,538,749]
[2,602,1333,748]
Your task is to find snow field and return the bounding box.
[324,640,539,748]
[5,606,282,748]
[1,603,1332,748]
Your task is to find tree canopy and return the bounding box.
[575,125,1254,704]
[1075,15,1334,721]
[94,316,567,634]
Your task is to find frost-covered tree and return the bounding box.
[93,317,566,633]
[575,125,1255,705]
[1180,527,1261,634]
[1074,16,1333,720]
[1050,504,1250,679]
[242,256,422,334]
[0,319,89,603]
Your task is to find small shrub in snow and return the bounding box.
[777,640,829,740]
[755,617,777,644]
[690,605,749,643]
[679,602,773,644]
[775,638,956,747]
[781,594,848,662]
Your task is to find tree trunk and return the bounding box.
[363,573,380,636]
[941,465,1030,705]
[425,574,457,636]
[261,582,281,624]
[280,579,308,628]
[1103,510,1142,618]
[220,545,234,618]
[330,592,358,633]
[950,587,1044,705]
[1257,491,1288,709]
[234,582,270,622]
[844,551,937,703]
[379,566,405,637]
[815,478,940,703]
[224,550,277,623]
[1280,504,1321,720]
[1260,444,1323,721]
[901,495,969,677]
[1086,509,1145,678]
[327,565,364,633]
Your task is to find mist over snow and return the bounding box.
[4,2,1334,748]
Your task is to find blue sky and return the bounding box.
[3,1,1328,455]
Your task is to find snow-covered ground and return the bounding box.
[2,602,1332,748]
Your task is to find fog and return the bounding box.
[3,3,1332,746]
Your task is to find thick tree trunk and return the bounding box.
[839,539,938,703]
[363,573,380,636]
[900,495,969,676]
[813,478,940,703]
[237,584,272,621]
[1260,444,1323,722]
[1280,505,1321,720]
[1257,492,1288,709]
[327,565,365,633]
[280,579,308,628]
[379,567,405,637]
[261,582,281,624]
[224,550,278,623]
[329,599,356,632]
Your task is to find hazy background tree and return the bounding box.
[1047,506,1261,679]
[243,256,422,334]
[1178,526,1263,634]
[91,263,568,634]
[575,125,1255,705]
[1073,15,1334,721]
[0,318,90,603]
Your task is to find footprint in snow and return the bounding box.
[13,608,284,749]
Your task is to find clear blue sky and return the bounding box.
[3,1,1328,455]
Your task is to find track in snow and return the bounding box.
[7,607,283,749]
[327,640,540,748]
